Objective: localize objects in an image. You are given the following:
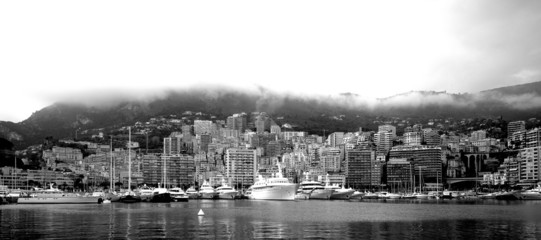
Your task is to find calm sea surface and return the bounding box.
[2,199,541,239]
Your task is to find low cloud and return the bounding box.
[45,82,541,118]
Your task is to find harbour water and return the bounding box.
[2,199,541,239]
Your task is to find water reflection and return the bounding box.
[2,200,541,239]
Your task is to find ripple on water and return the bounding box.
[2,200,541,239]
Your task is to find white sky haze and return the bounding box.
[1,1,540,122]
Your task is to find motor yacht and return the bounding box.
[350,191,365,200]
[199,180,218,199]
[150,185,171,203]
[323,175,354,200]
[186,186,200,199]
[377,191,402,199]
[216,180,239,200]
[138,184,154,202]
[298,174,333,200]
[169,187,189,202]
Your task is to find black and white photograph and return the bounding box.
[1,1,541,239]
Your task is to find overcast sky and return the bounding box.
[1,0,540,122]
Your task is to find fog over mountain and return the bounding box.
[1,81,541,148]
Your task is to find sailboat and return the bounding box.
[104,136,119,203]
[150,156,172,203]
[119,127,142,203]
[414,166,429,199]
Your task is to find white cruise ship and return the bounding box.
[249,163,298,201]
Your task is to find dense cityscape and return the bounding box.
[1,109,539,198]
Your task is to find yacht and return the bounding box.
[18,184,104,204]
[402,193,417,199]
[105,191,121,202]
[478,192,498,199]
[186,186,200,199]
[248,163,298,201]
[350,191,365,200]
[414,192,430,199]
[199,180,218,199]
[119,127,141,203]
[169,188,189,202]
[138,184,154,202]
[150,185,172,203]
[517,185,541,200]
[519,190,541,200]
[5,189,23,204]
[242,189,252,199]
[297,174,333,200]
[323,175,354,200]
[495,190,521,200]
[215,180,239,199]
[388,193,402,199]
[119,190,142,203]
[377,191,402,199]
[363,192,379,199]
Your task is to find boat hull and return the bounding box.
[330,190,354,200]
[387,194,402,199]
[200,192,218,199]
[250,184,297,200]
[139,195,154,202]
[119,195,142,203]
[187,193,200,199]
[151,193,172,203]
[515,191,541,200]
[495,191,520,200]
[18,196,103,204]
[363,193,379,199]
[106,193,121,202]
[172,196,189,202]
[218,191,238,200]
[295,193,310,200]
[308,189,333,200]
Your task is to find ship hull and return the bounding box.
[172,196,189,202]
[200,192,218,199]
[495,191,520,200]
[250,184,298,201]
[350,192,365,200]
[330,190,354,200]
[119,195,142,203]
[511,191,541,200]
[18,196,103,204]
[151,193,172,203]
[218,191,238,200]
[187,193,200,199]
[308,189,333,200]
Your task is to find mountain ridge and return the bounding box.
[2,81,541,148]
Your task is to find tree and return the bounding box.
[0,137,14,150]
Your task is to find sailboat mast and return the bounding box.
[409,163,413,193]
[163,156,166,188]
[14,156,17,189]
[419,167,422,193]
[128,127,132,192]
[437,170,439,196]
[110,136,113,191]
